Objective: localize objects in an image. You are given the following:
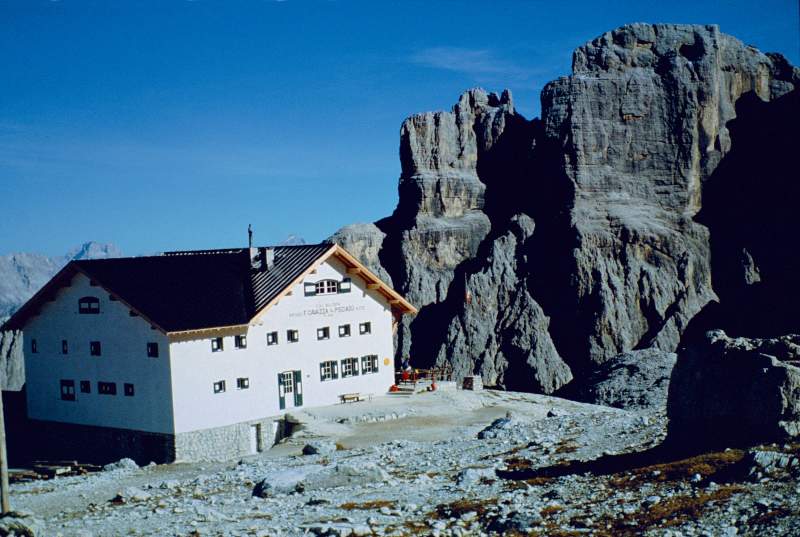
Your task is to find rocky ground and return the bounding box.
[4,388,799,537]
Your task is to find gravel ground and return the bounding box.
[6,389,800,536]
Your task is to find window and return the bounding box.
[287,329,299,343]
[281,371,294,393]
[235,335,247,349]
[341,356,359,378]
[320,360,338,381]
[361,354,379,374]
[78,296,100,314]
[109,294,118,301]
[317,327,330,340]
[124,383,135,396]
[90,341,102,356]
[213,380,226,394]
[62,340,68,355]
[147,342,159,358]
[315,279,339,295]
[129,310,138,317]
[338,324,351,337]
[60,380,75,401]
[359,322,372,335]
[237,377,250,390]
[98,381,116,395]
[31,338,38,353]
[80,380,91,393]
[266,331,278,346]
[305,278,351,296]
[211,337,224,352]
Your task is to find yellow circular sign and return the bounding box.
[383,358,390,366]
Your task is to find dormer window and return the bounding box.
[304,278,352,296]
[78,296,100,314]
[315,279,339,295]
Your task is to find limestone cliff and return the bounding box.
[330,23,798,393]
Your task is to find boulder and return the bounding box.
[252,464,325,497]
[455,466,495,486]
[667,330,800,446]
[575,348,677,411]
[302,440,338,456]
[103,457,139,473]
[253,462,390,497]
[0,511,45,537]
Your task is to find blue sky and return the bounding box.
[1,0,798,257]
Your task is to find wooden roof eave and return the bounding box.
[166,323,251,343]
[330,245,418,315]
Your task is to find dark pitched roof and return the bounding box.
[4,244,333,333]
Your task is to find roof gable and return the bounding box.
[2,243,414,335]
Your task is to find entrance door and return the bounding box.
[278,370,303,410]
[249,424,260,454]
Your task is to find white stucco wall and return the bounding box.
[169,257,396,434]
[24,273,174,433]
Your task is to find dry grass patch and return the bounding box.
[591,485,744,536]
[339,499,395,511]
[540,504,565,517]
[554,441,579,454]
[433,497,498,520]
[609,449,745,488]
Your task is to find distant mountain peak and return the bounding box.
[280,235,307,246]
[66,241,123,261]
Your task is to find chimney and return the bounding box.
[252,247,274,272]
[263,247,275,270]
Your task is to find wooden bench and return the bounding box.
[339,392,374,404]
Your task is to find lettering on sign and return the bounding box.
[289,302,366,319]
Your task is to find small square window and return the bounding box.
[129,310,139,317]
[338,324,351,337]
[124,383,135,397]
[80,380,91,393]
[109,294,118,301]
[90,341,102,356]
[287,329,299,343]
[78,296,100,314]
[211,337,224,352]
[147,342,159,358]
[266,331,279,345]
[31,338,38,354]
[213,380,226,394]
[235,335,247,349]
[317,327,330,340]
[359,322,372,335]
[60,380,75,401]
[62,340,68,355]
[237,377,250,390]
[98,381,116,395]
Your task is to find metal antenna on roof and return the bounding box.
[248,224,253,249]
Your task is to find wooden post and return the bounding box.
[0,389,10,514]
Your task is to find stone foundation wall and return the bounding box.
[19,416,290,464]
[25,420,175,465]
[174,417,282,462]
